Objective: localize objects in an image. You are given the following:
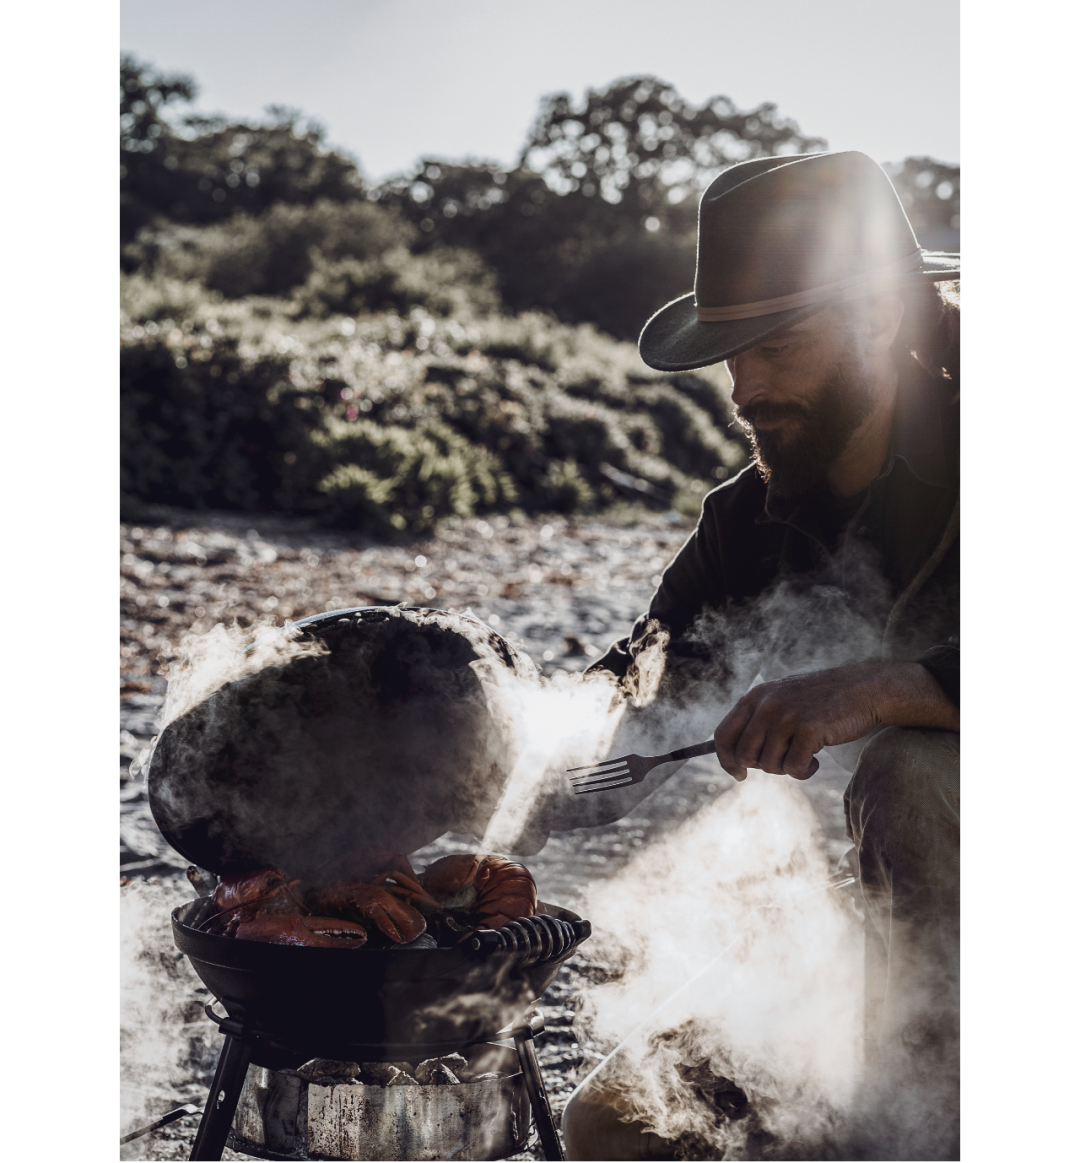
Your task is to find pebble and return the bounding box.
[119,510,692,690]
[427,1064,460,1086]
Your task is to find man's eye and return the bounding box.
[760,344,788,357]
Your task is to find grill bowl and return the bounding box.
[173,899,586,1062]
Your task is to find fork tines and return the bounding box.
[567,758,633,794]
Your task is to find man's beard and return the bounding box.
[734,359,876,499]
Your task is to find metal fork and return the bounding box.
[567,739,716,794]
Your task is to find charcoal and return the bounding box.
[390,1061,416,1076]
[415,1054,468,1085]
[388,1071,420,1087]
[297,1058,360,1084]
[359,1062,401,1086]
[469,1071,507,1082]
[428,1064,460,1086]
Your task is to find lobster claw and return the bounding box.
[308,881,427,944]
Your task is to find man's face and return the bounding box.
[726,310,877,498]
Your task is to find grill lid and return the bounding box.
[148,607,534,877]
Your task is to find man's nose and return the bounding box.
[727,353,767,408]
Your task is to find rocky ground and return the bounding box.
[120,507,855,1159]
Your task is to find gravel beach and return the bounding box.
[120,509,856,1159]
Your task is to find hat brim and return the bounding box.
[638,253,960,373]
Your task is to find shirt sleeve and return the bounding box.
[588,493,729,679]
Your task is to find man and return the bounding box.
[561,152,959,1160]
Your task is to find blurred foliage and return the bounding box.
[121,55,364,244]
[378,76,828,339]
[295,246,503,320]
[126,198,417,297]
[883,157,960,246]
[120,278,747,530]
[119,58,956,531]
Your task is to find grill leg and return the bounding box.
[189,1034,252,1161]
[514,1016,565,1162]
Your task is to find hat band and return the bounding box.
[695,251,925,322]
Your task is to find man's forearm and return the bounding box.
[875,661,960,734]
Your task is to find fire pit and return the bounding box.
[146,608,592,1161]
[230,1044,532,1161]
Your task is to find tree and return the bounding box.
[121,56,365,244]
[520,75,827,223]
[883,158,960,251]
[377,77,827,339]
[120,54,197,241]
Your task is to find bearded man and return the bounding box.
[560,152,959,1160]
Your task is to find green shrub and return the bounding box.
[119,272,222,323]
[120,276,749,530]
[129,199,417,298]
[314,417,512,530]
[296,246,501,319]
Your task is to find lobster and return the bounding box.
[199,852,538,948]
[420,854,537,938]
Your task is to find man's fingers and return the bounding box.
[758,726,799,774]
[731,710,770,774]
[795,757,820,780]
[714,698,756,778]
[782,731,821,780]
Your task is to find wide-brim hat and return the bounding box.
[639,151,960,372]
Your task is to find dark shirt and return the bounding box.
[591,356,960,706]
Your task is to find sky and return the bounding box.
[120,0,958,182]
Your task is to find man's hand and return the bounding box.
[714,661,960,781]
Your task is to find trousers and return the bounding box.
[561,727,960,1161]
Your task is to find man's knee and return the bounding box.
[846,727,959,840]
[845,726,960,915]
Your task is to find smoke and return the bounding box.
[569,770,864,1156]
[159,619,328,732]
[532,557,908,1158]
[481,548,896,855]
[120,880,216,1144]
[479,665,625,853]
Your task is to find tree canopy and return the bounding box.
[121,57,957,340]
[375,76,829,337]
[121,55,364,243]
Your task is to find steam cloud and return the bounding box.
[159,618,329,731]
[120,880,216,1144]
[572,772,864,1157]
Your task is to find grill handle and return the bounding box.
[469,915,591,961]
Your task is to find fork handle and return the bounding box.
[666,739,717,762]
